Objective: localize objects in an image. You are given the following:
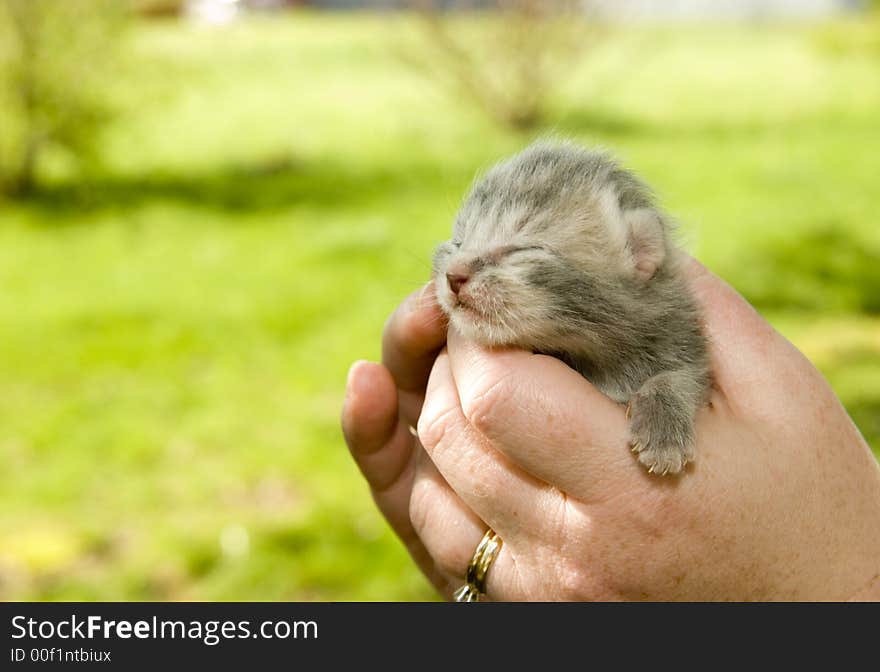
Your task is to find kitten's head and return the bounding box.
[432,141,674,351]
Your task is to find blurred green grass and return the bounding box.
[0,12,878,600]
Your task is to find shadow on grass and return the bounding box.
[10,154,445,222]
[733,226,880,315]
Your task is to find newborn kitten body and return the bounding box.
[432,141,710,475]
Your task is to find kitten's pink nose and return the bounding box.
[446,267,470,296]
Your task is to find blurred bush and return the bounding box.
[403,0,596,129]
[0,0,126,197]
[131,0,186,18]
[737,228,880,315]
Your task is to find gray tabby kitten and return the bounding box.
[432,140,710,475]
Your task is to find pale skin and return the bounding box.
[341,258,880,600]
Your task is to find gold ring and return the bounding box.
[452,528,503,602]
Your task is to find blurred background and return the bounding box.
[0,0,877,601]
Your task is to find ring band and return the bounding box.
[452,528,503,602]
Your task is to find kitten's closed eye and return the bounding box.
[484,244,545,264]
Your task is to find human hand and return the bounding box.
[341,282,455,594]
[343,261,880,600]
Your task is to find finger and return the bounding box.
[342,360,396,451]
[370,444,451,595]
[681,256,779,376]
[409,450,525,601]
[680,256,823,409]
[381,280,447,408]
[342,360,448,592]
[445,328,632,499]
[417,350,554,540]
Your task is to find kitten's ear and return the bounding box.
[623,208,666,281]
[598,186,667,281]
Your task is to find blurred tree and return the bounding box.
[403,0,596,130]
[0,0,125,197]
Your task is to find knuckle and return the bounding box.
[416,403,461,454]
[459,372,514,436]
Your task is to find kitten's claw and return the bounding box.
[634,444,691,476]
[627,379,696,477]
[625,403,632,421]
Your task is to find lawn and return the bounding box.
[0,11,878,601]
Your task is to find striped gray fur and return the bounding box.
[432,140,710,475]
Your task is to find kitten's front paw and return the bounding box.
[626,387,696,476]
